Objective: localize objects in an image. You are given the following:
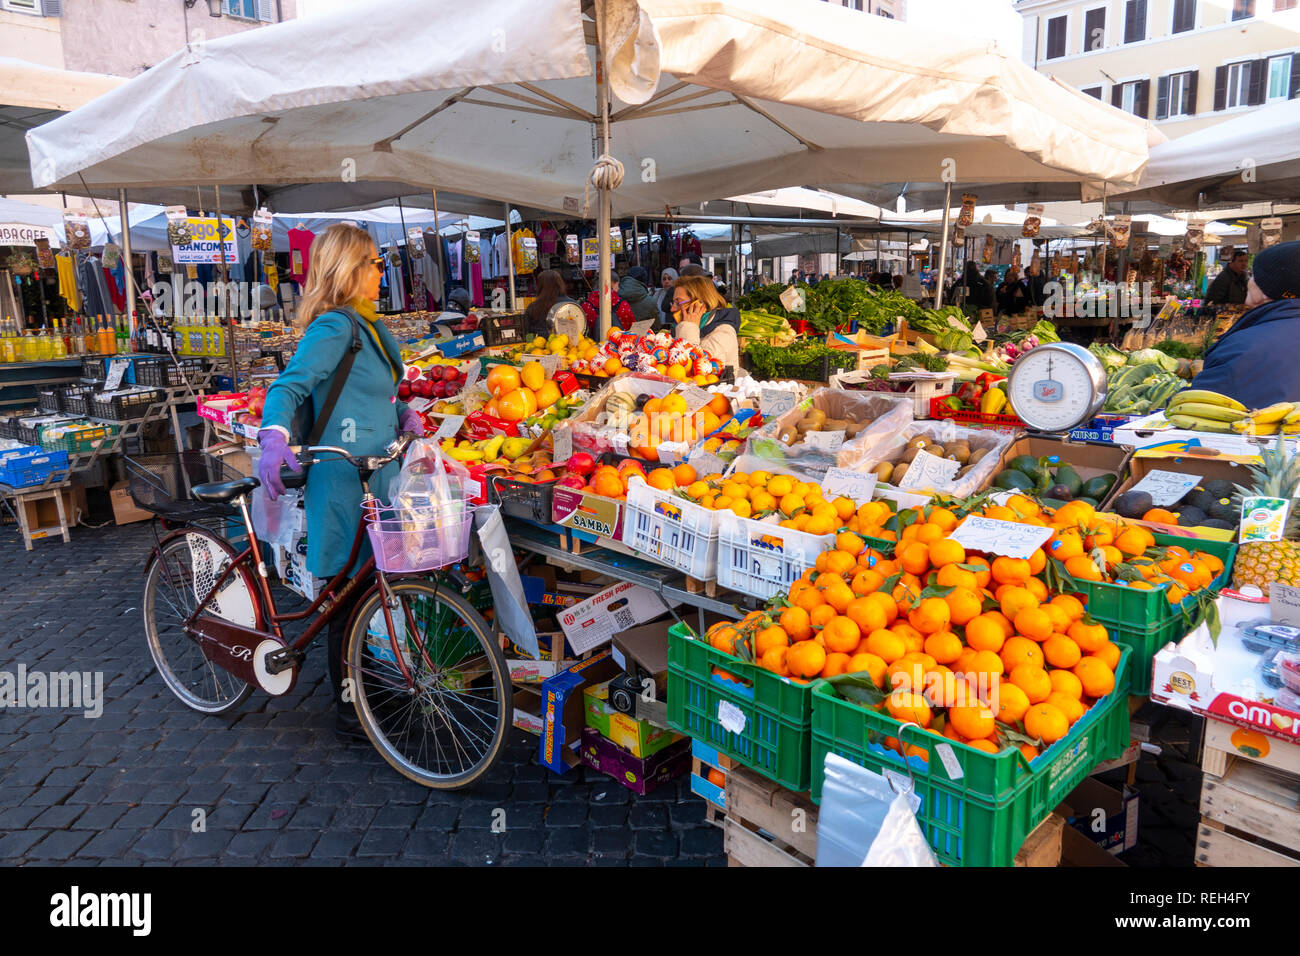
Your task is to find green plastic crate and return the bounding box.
[1070,533,1236,694]
[666,621,812,791]
[808,646,1131,867]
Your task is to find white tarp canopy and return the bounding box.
[27,0,1156,215]
[1111,97,1300,208]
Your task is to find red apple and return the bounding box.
[397,381,413,401]
[443,367,460,382]
[558,474,586,490]
[565,452,596,477]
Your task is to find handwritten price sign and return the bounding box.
[948,515,1053,559]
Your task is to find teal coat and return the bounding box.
[261,308,410,578]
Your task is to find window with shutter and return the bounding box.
[1,0,40,13]
[1156,75,1170,120]
[1172,0,1196,32]
[1185,70,1200,114]
[1214,65,1229,110]
[1082,86,1103,99]
[1135,79,1151,117]
[1248,58,1268,105]
[1291,54,1300,98]
[1112,84,1124,108]
[1124,0,1147,43]
[1276,0,1298,10]
[1233,0,1256,19]
[1161,72,1196,118]
[1267,55,1292,101]
[1046,16,1067,59]
[40,0,61,15]
[1084,7,1106,52]
[256,0,274,21]
[1223,61,1251,108]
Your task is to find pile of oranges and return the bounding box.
[622,392,732,461]
[661,469,868,533]
[703,497,1137,759]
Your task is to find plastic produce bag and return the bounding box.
[747,387,912,477]
[815,753,936,868]
[861,419,1012,499]
[474,504,538,658]
[248,445,300,550]
[383,438,475,568]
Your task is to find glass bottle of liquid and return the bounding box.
[0,320,14,364]
[116,315,127,355]
[100,315,114,356]
[51,320,68,360]
[73,317,85,357]
[60,318,72,358]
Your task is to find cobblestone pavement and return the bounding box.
[0,519,725,866]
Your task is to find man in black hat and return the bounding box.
[1189,241,1300,408]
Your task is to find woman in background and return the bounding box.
[669,274,741,371]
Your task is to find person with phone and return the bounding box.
[669,274,741,371]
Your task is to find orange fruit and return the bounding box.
[1018,742,1040,762]
[1048,669,1083,700]
[821,652,851,679]
[1050,594,1086,621]
[947,701,995,740]
[1000,587,1039,622]
[759,645,789,675]
[915,523,945,544]
[864,590,898,625]
[1009,663,1052,704]
[865,629,905,664]
[646,468,676,491]
[965,556,992,588]
[1067,620,1109,653]
[822,616,862,653]
[1089,641,1122,671]
[836,530,865,556]
[1047,691,1086,725]
[754,625,789,659]
[786,640,827,679]
[892,622,926,653]
[810,604,837,630]
[907,597,951,635]
[671,462,696,487]
[954,647,978,675]
[991,556,1031,585]
[1041,603,1072,633]
[944,586,983,626]
[485,364,522,397]
[966,737,1000,754]
[1073,657,1116,698]
[778,606,812,642]
[922,666,962,708]
[1027,547,1047,575]
[705,767,726,787]
[1047,529,1084,561]
[1024,577,1048,603]
[1196,551,1225,575]
[887,660,927,696]
[1013,607,1053,642]
[924,630,963,665]
[592,471,625,498]
[846,652,888,687]
[886,692,932,728]
[985,610,1015,637]
[965,614,1008,653]
[708,624,741,654]
[1143,508,1178,525]
[822,581,854,614]
[928,538,966,568]
[850,568,884,597]
[1000,636,1043,673]
[935,564,978,590]
[1024,703,1069,744]
[1115,527,1154,557]
[816,549,857,577]
[994,681,1031,724]
[845,596,887,635]
[1043,634,1082,669]
[1065,554,1104,582]
[967,650,1005,684]
[899,541,931,576]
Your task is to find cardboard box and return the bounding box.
[1060,823,1127,867]
[512,688,545,735]
[539,650,621,774]
[558,580,682,655]
[436,331,485,358]
[1059,778,1139,855]
[579,727,690,795]
[998,434,1133,510]
[109,480,152,525]
[551,483,624,540]
[505,630,579,684]
[582,678,681,758]
[1107,453,1253,541]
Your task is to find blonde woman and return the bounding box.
[669,273,741,370]
[256,223,424,735]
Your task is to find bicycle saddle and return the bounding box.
[191,477,261,503]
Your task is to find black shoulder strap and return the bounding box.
[307,307,364,447]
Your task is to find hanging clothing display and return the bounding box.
[511,227,537,274]
[492,230,509,277]
[79,256,110,315]
[447,239,463,283]
[383,246,406,309]
[287,226,315,283]
[470,261,484,306]
[230,220,253,282]
[417,244,442,309]
[539,223,559,255]
[103,268,126,311]
[56,254,80,312]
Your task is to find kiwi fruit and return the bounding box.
[822,418,850,432]
[778,427,798,444]
[804,409,827,429]
[873,462,894,483]
[906,437,930,450]
[969,447,990,465]
[898,447,921,464]
[948,446,971,465]
[892,462,910,484]
[925,445,946,458]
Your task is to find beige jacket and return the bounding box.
[676,321,740,371]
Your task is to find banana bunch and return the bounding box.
[1165,391,1300,435]
[439,434,533,462]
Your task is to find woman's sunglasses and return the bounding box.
[369,255,387,272]
[671,298,697,312]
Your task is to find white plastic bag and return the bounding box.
[475,504,538,658]
[815,753,937,867]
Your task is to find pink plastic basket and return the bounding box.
[363,501,475,573]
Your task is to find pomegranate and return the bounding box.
[565,452,596,477]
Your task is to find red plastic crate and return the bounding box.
[928,395,1024,430]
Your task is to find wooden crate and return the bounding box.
[1197,759,1300,868]
[1202,716,1300,779]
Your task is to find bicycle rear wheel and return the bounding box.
[345,578,508,789]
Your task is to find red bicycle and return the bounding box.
[139,434,510,789]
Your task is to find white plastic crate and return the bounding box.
[624,478,720,579]
[716,512,833,600]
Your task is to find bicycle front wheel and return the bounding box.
[345,579,508,789]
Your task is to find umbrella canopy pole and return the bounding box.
[214,183,236,384]
[117,189,136,338]
[431,190,447,308]
[596,54,612,340]
[934,181,953,308]
[504,204,516,311]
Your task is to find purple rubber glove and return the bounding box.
[399,408,427,437]
[257,429,301,501]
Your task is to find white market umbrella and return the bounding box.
[1113,97,1300,208]
[27,0,1156,332]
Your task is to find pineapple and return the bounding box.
[1232,434,1300,596]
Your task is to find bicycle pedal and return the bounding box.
[264,646,304,675]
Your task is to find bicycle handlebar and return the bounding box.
[284,432,420,482]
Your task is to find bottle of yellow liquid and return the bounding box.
[1,320,15,364]
[51,319,68,360]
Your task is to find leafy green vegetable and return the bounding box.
[742,339,858,379]
[1152,339,1202,359]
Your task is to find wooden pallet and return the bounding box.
[684,576,718,598]
[1197,758,1300,867]
[1202,716,1300,780]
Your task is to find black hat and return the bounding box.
[1252,240,1300,301]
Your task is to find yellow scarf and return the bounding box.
[349,298,399,384]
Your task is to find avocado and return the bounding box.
[634,393,653,411]
[994,469,1034,491]
[1114,490,1154,519]
[1186,489,1217,513]
[1081,475,1116,500]
[1076,497,1099,508]
[1201,518,1235,530]
[1203,479,1236,499]
[1046,483,1075,501]
[1209,498,1238,522]
[1054,465,1083,497]
[1176,506,1207,527]
[1008,455,1046,483]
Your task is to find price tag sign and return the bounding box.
[759,388,797,419]
[1129,469,1201,507]
[717,700,747,735]
[432,414,465,440]
[581,238,600,270]
[822,467,878,504]
[803,430,845,454]
[948,515,1054,559]
[680,384,711,413]
[657,442,687,465]
[1270,583,1300,627]
[688,450,728,479]
[945,313,967,331]
[934,742,964,781]
[876,486,931,510]
[629,319,654,335]
[536,354,561,378]
[778,286,806,313]
[972,321,987,344]
[462,361,481,389]
[552,424,573,463]
[1240,496,1290,543]
[407,396,433,414]
[897,450,960,492]
[104,358,131,391]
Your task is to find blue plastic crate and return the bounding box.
[0,448,68,487]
